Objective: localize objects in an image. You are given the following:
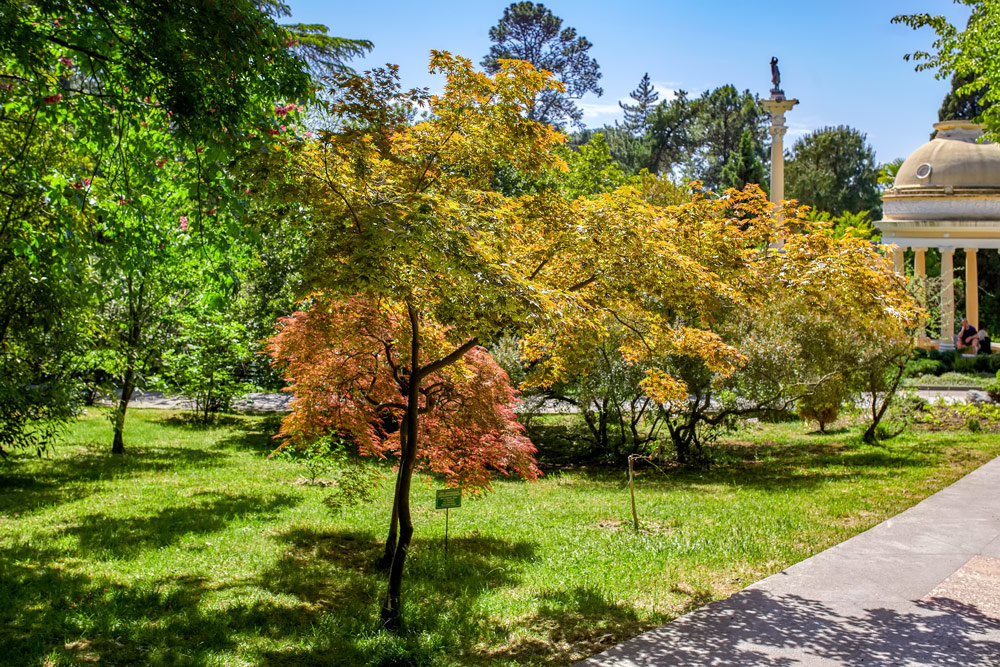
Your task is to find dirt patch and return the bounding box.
[594,518,674,535]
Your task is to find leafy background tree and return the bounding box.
[0,0,369,452]
[482,1,602,128]
[686,85,769,190]
[785,125,881,218]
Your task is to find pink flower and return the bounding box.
[305,131,313,139]
[179,216,188,231]
[279,125,286,132]
[58,57,74,68]
[155,158,166,168]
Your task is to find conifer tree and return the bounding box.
[720,129,767,192]
[620,73,659,134]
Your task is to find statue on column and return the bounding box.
[770,57,784,99]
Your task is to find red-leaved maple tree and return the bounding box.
[268,295,540,564]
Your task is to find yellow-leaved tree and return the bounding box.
[283,52,754,629]
[281,52,921,628]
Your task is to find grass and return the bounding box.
[2,409,999,665]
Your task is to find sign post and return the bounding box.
[435,488,461,561]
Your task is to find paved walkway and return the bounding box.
[95,390,292,412]
[581,457,1000,666]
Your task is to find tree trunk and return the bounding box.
[376,424,406,572]
[863,360,906,444]
[112,363,136,455]
[381,306,421,631]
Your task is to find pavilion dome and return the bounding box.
[893,121,1000,191]
[882,121,1000,222]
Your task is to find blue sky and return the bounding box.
[286,0,971,163]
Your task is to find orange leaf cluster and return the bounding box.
[267,296,539,491]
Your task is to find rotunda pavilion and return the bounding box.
[878,120,1000,350]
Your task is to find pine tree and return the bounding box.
[620,73,659,134]
[720,129,767,192]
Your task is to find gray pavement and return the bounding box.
[581,456,1000,666]
[95,390,292,412]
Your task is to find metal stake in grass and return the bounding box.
[628,454,640,531]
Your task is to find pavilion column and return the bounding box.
[914,247,926,278]
[892,246,906,275]
[913,247,928,339]
[940,247,955,349]
[965,248,979,329]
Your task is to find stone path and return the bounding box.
[95,390,292,412]
[581,456,1000,666]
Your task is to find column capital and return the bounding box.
[964,247,979,254]
[912,247,928,253]
[939,246,955,254]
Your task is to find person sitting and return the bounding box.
[974,328,992,355]
[957,318,978,348]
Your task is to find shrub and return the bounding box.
[797,379,850,433]
[904,358,945,377]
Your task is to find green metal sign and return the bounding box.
[435,488,461,510]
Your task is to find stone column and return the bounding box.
[892,246,906,275]
[965,248,979,329]
[940,247,955,349]
[761,97,799,206]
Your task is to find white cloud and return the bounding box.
[578,83,682,124]
[579,101,624,119]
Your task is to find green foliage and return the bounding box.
[687,85,769,190]
[275,434,344,483]
[558,132,629,198]
[720,129,767,192]
[161,306,252,423]
[939,71,988,122]
[904,357,947,378]
[481,2,602,128]
[796,378,849,432]
[805,209,879,241]
[0,0,366,452]
[893,5,1000,135]
[275,434,384,509]
[878,158,904,189]
[984,370,1000,402]
[786,126,881,217]
[646,90,698,175]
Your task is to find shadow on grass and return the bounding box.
[0,526,553,666]
[0,444,229,516]
[65,492,298,559]
[0,553,242,666]
[251,528,544,665]
[488,587,658,665]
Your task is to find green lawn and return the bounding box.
[2,409,998,665]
